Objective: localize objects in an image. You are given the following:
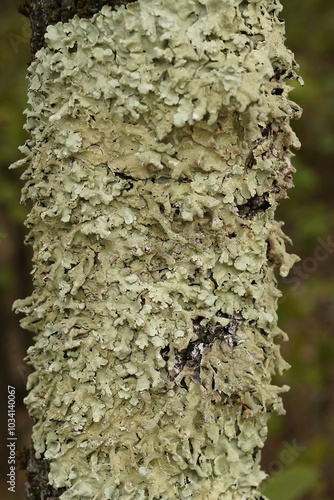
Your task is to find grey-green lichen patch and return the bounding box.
[13,0,301,498]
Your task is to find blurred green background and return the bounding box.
[0,0,333,498]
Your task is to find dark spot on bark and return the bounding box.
[245,137,267,169]
[239,0,249,12]
[114,171,135,190]
[260,123,272,138]
[171,203,180,216]
[270,68,287,81]
[68,41,78,53]
[237,194,270,219]
[18,446,66,500]
[168,313,243,384]
[114,171,135,181]
[160,344,170,362]
[188,267,201,285]
[245,150,256,169]
[211,376,215,390]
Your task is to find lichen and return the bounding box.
[13,0,301,498]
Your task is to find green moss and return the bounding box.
[13,0,300,498]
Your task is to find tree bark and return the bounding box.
[20,0,137,58]
[15,0,301,498]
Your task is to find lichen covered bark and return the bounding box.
[20,0,137,57]
[14,0,301,498]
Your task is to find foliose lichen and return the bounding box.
[13,0,301,498]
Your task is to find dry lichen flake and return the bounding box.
[13,0,302,498]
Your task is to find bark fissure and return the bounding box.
[237,194,271,219]
[168,313,244,384]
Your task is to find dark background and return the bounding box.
[0,1,333,498]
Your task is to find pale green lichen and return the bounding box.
[13,0,301,498]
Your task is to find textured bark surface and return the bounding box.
[20,0,136,57]
[14,0,301,498]
[18,447,66,500]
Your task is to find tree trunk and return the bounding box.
[14,0,301,498]
[20,0,137,59]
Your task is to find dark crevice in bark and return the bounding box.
[19,0,137,58]
[18,446,66,500]
[237,194,270,219]
[259,123,272,139]
[245,150,256,169]
[162,313,243,385]
[245,135,267,169]
[114,171,135,190]
[113,171,136,181]
[270,68,287,82]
